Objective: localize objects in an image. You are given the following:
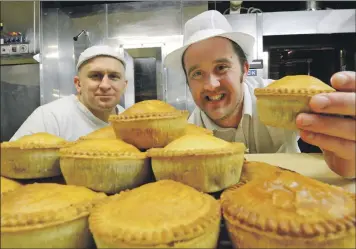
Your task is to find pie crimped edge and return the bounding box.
[1,186,107,233]
[1,133,68,150]
[147,142,245,157]
[221,176,356,241]
[89,180,221,246]
[109,110,189,122]
[59,139,147,160]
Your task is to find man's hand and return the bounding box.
[296,71,356,178]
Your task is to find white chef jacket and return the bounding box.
[188,77,301,154]
[10,94,125,142]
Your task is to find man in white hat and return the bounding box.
[164,10,355,178]
[10,45,127,141]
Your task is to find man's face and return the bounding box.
[183,37,248,122]
[74,56,127,112]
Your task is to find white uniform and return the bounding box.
[188,77,300,154]
[10,94,125,141]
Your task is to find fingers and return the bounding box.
[330,71,355,92]
[309,92,356,116]
[299,130,355,160]
[296,113,356,141]
[323,150,356,179]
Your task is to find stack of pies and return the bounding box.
[89,180,221,248]
[1,133,68,179]
[148,134,245,193]
[221,169,355,248]
[60,138,150,194]
[254,75,335,129]
[109,100,189,149]
[1,183,106,248]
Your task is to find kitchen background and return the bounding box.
[1,1,355,154]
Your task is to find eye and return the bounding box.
[89,73,101,80]
[191,70,203,80]
[216,64,229,73]
[109,74,121,80]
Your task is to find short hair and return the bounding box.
[181,38,248,83]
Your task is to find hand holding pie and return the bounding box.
[296,71,356,178]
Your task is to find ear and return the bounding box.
[242,62,250,82]
[123,79,128,92]
[74,76,81,94]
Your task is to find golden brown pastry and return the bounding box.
[1,133,67,179]
[89,180,221,248]
[241,160,298,183]
[221,170,355,248]
[184,124,213,136]
[78,126,117,140]
[254,75,335,130]
[1,183,106,248]
[60,139,150,194]
[147,134,245,193]
[109,100,189,149]
[0,176,22,194]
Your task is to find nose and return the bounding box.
[204,74,220,91]
[99,75,111,91]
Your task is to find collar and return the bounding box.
[201,82,253,131]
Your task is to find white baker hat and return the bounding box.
[164,10,255,73]
[76,45,126,71]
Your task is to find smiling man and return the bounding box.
[164,10,355,178]
[10,45,127,141]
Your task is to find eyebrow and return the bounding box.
[187,58,232,76]
[88,69,121,75]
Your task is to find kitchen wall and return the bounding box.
[40,1,208,112]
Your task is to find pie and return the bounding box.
[89,180,221,248]
[221,169,356,248]
[109,100,189,149]
[254,75,335,130]
[147,134,246,193]
[241,160,298,183]
[184,124,213,136]
[60,138,150,194]
[78,126,117,140]
[0,176,22,194]
[1,183,106,248]
[1,132,68,179]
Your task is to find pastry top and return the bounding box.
[79,126,117,140]
[89,180,220,245]
[1,132,67,149]
[109,100,189,122]
[184,124,213,136]
[241,161,298,183]
[60,139,146,159]
[1,183,106,232]
[221,170,355,238]
[254,75,336,96]
[147,134,245,157]
[0,177,22,194]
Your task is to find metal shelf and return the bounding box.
[0,54,38,66]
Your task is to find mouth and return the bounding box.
[205,94,225,102]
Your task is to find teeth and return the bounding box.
[208,94,223,101]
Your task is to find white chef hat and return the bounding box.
[76,45,126,71]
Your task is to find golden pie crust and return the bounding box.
[109,100,189,149]
[184,124,213,136]
[221,170,356,248]
[89,180,221,248]
[254,75,336,130]
[0,176,22,195]
[147,134,245,193]
[60,138,150,194]
[78,126,117,140]
[241,160,298,183]
[1,183,106,248]
[1,133,68,179]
